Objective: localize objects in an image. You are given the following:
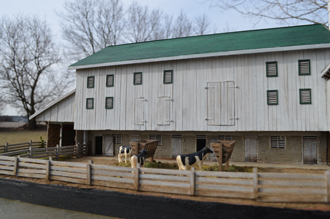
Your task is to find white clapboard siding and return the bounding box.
[73,49,330,132]
[35,91,75,122]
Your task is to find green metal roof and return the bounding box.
[70,24,330,68]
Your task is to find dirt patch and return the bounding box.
[1,156,329,212]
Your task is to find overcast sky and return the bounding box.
[0,0,283,115]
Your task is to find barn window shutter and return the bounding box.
[149,134,162,146]
[300,89,311,104]
[266,62,278,77]
[299,60,310,76]
[163,70,173,84]
[267,90,278,105]
[270,136,285,148]
[106,74,114,87]
[134,72,142,85]
[112,134,122,144]
[86,98,94,109]
[87,76,94,88]
[105,97,113,109]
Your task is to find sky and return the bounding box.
[0,0,284,116]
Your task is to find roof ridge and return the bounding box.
[107,24,324,48]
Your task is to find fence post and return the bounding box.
[46,160,50,181]
[29,140,32,148]
[4,142,8,153]
[219,143,223,171]
[29,145,33,158]
[134,167,139,191]
[325,171,330,203]
[86,161,92,186]
[13,157,18,176]
[190,167,195,196]
[56,144,59,160]
[253,168,258,200]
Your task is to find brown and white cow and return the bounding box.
[176,147,213,171]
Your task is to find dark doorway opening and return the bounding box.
[196,139,206,151]
[95,136,103,155]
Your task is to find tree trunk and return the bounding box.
[28,119,36,130]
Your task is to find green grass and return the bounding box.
[0,130,47,146]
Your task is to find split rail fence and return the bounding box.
[0,141,87,159]
[0,156,329,203]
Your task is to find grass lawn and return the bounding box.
[0,130,47,146]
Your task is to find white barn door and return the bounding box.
[206,81,235,126]
[172,135,182,158]
[157,97,171,126]
[103,135,114,156]
[134,97,145,125]
[303,136,317,164]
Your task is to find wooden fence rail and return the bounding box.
[0,140,45,153]
[0,156,329,203]
[0,143,87,159]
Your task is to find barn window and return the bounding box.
[270,136,285,148]
[105,97,113,109]
[299,60,310,76]
[218,135,232,141]
[87,76,94,88]
[86,98,94,109]
[134,72,142,85]
[267,90,278,105]
[266,62,278,77]
[106,74,114,87]
[163,70,173,84]
[300,89,311,104]
[112,134,122,144]
[149,134,162,146]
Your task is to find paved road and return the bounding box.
[0,197,116,219]
[0,178,329,219]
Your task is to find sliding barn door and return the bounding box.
[206,81,235,126]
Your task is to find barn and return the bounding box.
[30,24,330,165]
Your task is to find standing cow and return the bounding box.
[131,149,148,168]
[118,146,132,163]
[176,147,213,171]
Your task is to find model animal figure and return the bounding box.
[131,149,148,168]
[118,146,132,163]
[176,147,213,171]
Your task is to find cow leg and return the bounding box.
[118,154,123,163]
[124,150,127,163]
[195,156,202,171]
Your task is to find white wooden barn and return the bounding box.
[31,24,330,164]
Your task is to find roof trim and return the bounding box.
[69,43,330,70]
[321,62,330,79]
[29,89,76,120]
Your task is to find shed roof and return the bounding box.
[70,24,330,69]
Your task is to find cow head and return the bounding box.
[140,149,148,157]
[202,147,213,155]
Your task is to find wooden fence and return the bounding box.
[0,140,42,154]
[0,142,87,159]
[0,156,329,203]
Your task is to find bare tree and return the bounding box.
[58,0,125,59]
[206,0,328,27]
[172,10,193,38]
[194,14,211,35]
[0,16,72,129]
[125,2,163,42]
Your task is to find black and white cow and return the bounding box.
[118,146,132,163]
[131,149,148,168]
[176,147,213,171]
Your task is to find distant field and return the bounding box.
[0,130,47,145]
